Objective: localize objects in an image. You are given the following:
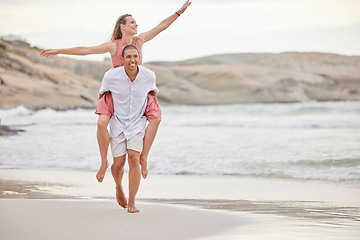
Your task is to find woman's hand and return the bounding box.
[177,0,192,15]
[40,49,59,57]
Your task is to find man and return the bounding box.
[99,45,158,213]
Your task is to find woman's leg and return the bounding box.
[96,114,110,182]
[140,118,161,179]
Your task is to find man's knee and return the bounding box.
[111,159,125,171]
[128,151,140,168]
[112,156,125,170]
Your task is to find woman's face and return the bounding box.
[122,16,138,35]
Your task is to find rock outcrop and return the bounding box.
[0,39,359,110]
[0,39,111,110]
[149,52,360,104]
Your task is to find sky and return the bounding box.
[1,0,360,62]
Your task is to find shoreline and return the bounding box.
[1,166,359,204]
[1,167,360,239]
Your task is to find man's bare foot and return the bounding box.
[140,155,148,179]
[127,201,140,213]
[116,186,128,208]
[96,161,109,183]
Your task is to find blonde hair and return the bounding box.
[109,14,132,41]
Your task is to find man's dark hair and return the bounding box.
[122,45,139,57]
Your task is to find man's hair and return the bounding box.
[122,45,139,58]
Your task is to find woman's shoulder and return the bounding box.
[105,41,118,56]
[111,39,121,45]
[133,36,144,49]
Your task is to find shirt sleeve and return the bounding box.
[99,68,114,94]
[99,82,109,94]
[149,71,159,93]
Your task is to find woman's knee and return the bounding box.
[149,118,161,126]
[97,115,110,129]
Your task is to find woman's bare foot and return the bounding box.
[116,186,128,209]
[140,155,148,179]
[96,161,109,183]
[127,200,140,213]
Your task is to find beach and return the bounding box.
[1,199,242,240]
[1,102,360,239]
[1,167,360,240]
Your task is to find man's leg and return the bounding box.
[140,118,161,179]
[96,115,110,183]
[127,149,141,213]
[111,155,127,208]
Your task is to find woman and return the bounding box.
[40,1,192,183]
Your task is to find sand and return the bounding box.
[1,199,247,240]
[1,167,360,240]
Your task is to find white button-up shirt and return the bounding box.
[99,65,159,139]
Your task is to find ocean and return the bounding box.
[1,101,359,183]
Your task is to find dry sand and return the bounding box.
[1,199,246,240]
[1,167,360,240]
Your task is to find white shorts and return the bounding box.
[109,130,145,157]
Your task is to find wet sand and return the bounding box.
[1,167,359,240]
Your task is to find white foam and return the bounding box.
[1,102,359,182]
[0,105,33,118]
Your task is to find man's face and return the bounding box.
[122,49,139,71]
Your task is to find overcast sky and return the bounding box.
[1,0,360,62]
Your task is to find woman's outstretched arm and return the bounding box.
[137,0,191,45]
[40,42,116,57]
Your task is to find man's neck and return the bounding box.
[125,66,139,82]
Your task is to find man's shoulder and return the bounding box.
[104,66,126,79]
[139,65,155,79]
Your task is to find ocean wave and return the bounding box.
[160,101,360,128]
[0,105,34,118]
[150,165,360,182]
[160,117,360,128]
[0,106,97,126]
[148,157,360,182]
[1,101,359,128]
[1,102,359,183]
[162,101,360,116]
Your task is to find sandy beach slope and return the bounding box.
[1,167,360,240]
[0,199,245,240]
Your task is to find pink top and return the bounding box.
[111,38,143,68]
